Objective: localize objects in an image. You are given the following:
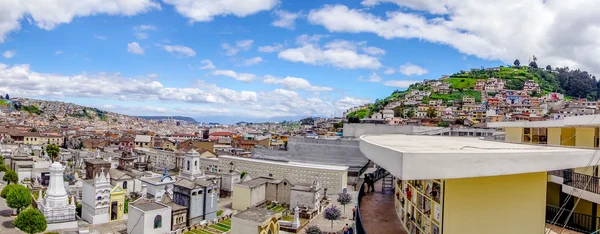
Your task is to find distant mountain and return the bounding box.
[194,115,327,125]
[137,116,197,123]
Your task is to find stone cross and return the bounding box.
[293,206,300,228]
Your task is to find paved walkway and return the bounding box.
[360,179,407,234]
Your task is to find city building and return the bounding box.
[358,134,597,234]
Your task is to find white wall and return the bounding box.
[250,184,266,206]
[230,216,259,234]
[343,123,442,138]
[127,205,171,234]
[290,190,318,210]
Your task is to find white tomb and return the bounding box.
[37,162,78,230]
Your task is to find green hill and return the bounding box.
[349,65,598,119]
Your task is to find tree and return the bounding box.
[1,184,18,198]
[426,107,437,118]
[304,225,322,234]
[7,185,32,214]
[337,192,352,214]
[393,106,404,118]
[546,65,552,71]
[438,122,450,127]
[3,170,18,184]
[5,94,8,100]
[14,208,47,234]
[406,110,415,118]
[529,61,538,69]
[29,128,37,132]
[323,205,341,231]
[0,163,6,173]
[46,144,60,162]
[300,117,315,126]
[513,59,520,67]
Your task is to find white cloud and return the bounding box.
[296,34,327,46]
[244,57,263,66]
[384,80,419,88]
[362,46,385,56]
[236,40,254,50]
[212,70,256,82]
[272,10,302,29]
[398,63,428,76]
[0,63,367,118]
[308,2,600,75]
[162,44,196,57]
[199,60,216,70]
[133,24,157,39]
[263,75,333,92]
[162,0,278,23]
[384,68,395,75]
[127,42,145,55]
[360,0,449,14]
[367,73,382,82]
[278,36,382,69]
[54,50,63,55]
[258,44,283,53]
[0,0,160,43]
[94,34,106,40]
[3,50,15,58]
[222,40,253,56]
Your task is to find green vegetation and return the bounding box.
[7,185,32,214]
[183,218,231,234]
[430,90,482,103]
[3,170,18,184]
[46,144,60,162]
[347,109,368,119]
[15,208,47,234]
[446,78,477,89]
[21,105,42,115]
[1,184,18,198]
[216,210,223,216]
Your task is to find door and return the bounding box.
[111,201,118,220]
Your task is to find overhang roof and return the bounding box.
[359,134,598,180]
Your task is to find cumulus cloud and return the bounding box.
[212,70,256,82]
[133,24,157,39]
[384,68,395,75]
[278,35,382,69]
[162,0,278,23]
[367,73,382,82]
[244,57,264,66]
[0,63,367,118]
[127,42,144,55]
[398,63,428,76]
[272,10,302,29]
[3,50,15,58]
[384,80,419,88]
[0,0,160,43]
[222,40,253,56]
[199,60,216,70]
[161,44,196,57]
[362,46,385,56]
[308,2,600,75]
[263,75,332,92]
[258,43,284,53]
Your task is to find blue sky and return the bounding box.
[0,0,595,122]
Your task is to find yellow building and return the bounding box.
[359,134,596,234]
[109,185,126,222]
[163,139,177,151]
[488,115,600,233]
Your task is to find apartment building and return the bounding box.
[358,134,596,234]
[488,115,600,233]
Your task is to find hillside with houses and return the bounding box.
[344,62,600,126]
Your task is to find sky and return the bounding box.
[0,0,599,123]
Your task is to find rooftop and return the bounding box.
[359,134,597,180]
[219,155,349,171]
[233,207,278,223]
[131,200,169,212]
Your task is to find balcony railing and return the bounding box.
[550,170,600,194]
[355,167,389,234]
[546,204,600,233]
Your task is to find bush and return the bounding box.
[305,225,322,234]
[1,184,18,198]
[3,170,18,184]
[15,208,47,234]
[217,210,223,216]
[7,185,32,214]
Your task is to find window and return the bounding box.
[154,215,162,229]
[187,161,190,170]
[123,181,128,189]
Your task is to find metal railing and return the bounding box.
[552,170,600,194]
[355,167,390,234]
[546,204,600,233]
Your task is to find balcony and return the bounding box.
[550,170,600,198]
[356,169,407,234]
[546,204,599,233]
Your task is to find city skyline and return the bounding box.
[0,0,598,122]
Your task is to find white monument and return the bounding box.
[178,149,205,180]
[37,162,78,230]
[81,169,112,224]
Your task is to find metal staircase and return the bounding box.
[381,173,394,194]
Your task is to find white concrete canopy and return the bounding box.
[488,114,600,128]
[359,134,599,180]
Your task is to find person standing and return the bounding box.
[343,224,350,234]
[364,174,371,193]
[368,173,375,192]
[352,206,357,220]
